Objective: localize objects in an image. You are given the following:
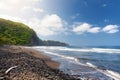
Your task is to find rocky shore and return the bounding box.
[0,46,78,80]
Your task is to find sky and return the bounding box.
[0,0,120,46]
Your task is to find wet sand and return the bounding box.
[20,47,60,69]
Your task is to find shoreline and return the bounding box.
[32,46,120,80]
[0,46,76,80]
[1,45,119,80]
[21,46,60,69]
[1,45,60,69]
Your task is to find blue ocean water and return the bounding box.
[31,46,120,80]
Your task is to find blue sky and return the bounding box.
[0,0,120,46]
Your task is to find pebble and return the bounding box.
[0,46,78,80]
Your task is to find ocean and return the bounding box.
[30,46,120,80]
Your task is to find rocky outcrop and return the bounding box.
[43,40,69,46]
[29,31,44,46]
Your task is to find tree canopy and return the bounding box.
[0,18,34,45]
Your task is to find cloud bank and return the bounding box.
[73,23,119,34]
[28,14,66,36]
[102,25,119,33]
[73,23,91,34]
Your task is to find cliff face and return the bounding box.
[0,18,68,46]
[43,40,69,46]
[29,31,44,46]
[0,18,41,46]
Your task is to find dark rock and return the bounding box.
[0,47,78,80]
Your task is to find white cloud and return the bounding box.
[107,29,119,33]
[32,0,42,2]
[0,0,35,11]
[28,14,67,36]
[72,23,101,34]
[0,0,44,21]
[40,14,63,29]
[73,23,119,34]
[33,8,44,13]
[102,25,119,33]
[0,15,24,22]
[73,23,91,34]
[88,27,101,33]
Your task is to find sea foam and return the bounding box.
[43,50,79,62]
[31,46,120,79]
[35,46,120,54]
[86,62,120,80]
[43,50,118,80]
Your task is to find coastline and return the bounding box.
[1,46,119,80]
[32,46,120,80]
[0,46,76,80]
[20,46,60,69]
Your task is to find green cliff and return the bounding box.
[0,18,68,46]
[0,18,43,46]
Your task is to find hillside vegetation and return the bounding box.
[0,18,68,46]
[44,40,68,46]
[0,18,41,46]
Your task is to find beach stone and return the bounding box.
[0,46,78,80]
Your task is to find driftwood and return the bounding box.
[5,66,17,74]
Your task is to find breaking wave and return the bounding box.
[43,50,79,62]
[86,62,120,80]
[33,46,120,54]
[31,46,120,79]
[43,50,120,80]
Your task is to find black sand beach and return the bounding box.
[0,46,77,80]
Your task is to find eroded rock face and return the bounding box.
[29,31,44,46]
